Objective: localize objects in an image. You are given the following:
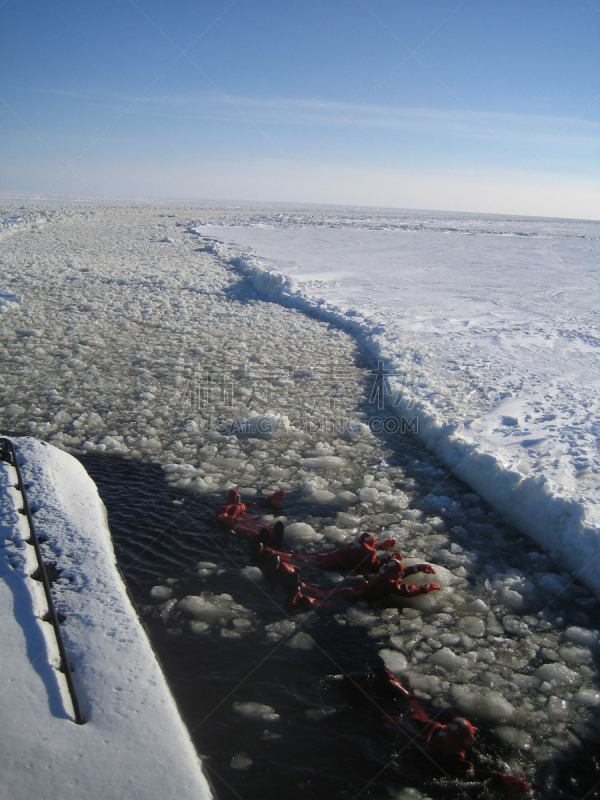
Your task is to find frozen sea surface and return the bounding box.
[188,207,600,596]
[1,204,600,797]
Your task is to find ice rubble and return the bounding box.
[1,206,599,771]
[192,209,600,599]
[0,437,211,800]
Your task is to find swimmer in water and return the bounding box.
[217,488,285,527]
[353,657,531,794]
[339,557,440,602]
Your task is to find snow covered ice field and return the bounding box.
[1,203,600,797]
[196,207,600,599]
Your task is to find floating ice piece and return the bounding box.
[407,673,443,694]
[573,688,600,706]
[378,648,409,674]
[546,696,570,720]
[230,753,252,770]
[452,687,515,722]
[283,522,323,544]
[190,621,210,634]
[437,633,461,646]
[233,701,280,723]
[322,526,352,544]
[535,663,581,688]
[563,626,600,648]
[393,560,454,612]
[150,585,173,600]
[459,616,486,638]
[500,588,525,611]
[265,619,296,641]
[359,487,379,503]
[179,592,252,625]
[301,456,345,469]
[306,488,337,504]
[558,646,592,665]
[232,412,290,438]
[429,648,473,671]
[494,725,532,751]
[0,290,22,313]
[241,566,264,582]
[335,491,359,505]
[335,511,362,528]
[469,599,488,611]
[286,632,314,650]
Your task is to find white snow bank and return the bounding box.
[192,214,600,597]
[0,438,211,800]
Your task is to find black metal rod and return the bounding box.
[0,438,85,725]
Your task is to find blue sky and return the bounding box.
[1,0,599,218]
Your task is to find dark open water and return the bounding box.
[76,452,600,800]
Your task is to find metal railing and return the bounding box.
[0,437,85,724]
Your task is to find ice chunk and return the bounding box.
[469,599,488,611]
[407,673,442,694]
[283,522,323,543]
[179,592,252,625]
[558,646,592,665]
[429,648,472,671]
[286,632,314,650]
[233,701,280,723]
[394,560,454,612]
[230,753,252,770]
[265,619,296,641]
[546,696,570,720]
[535,663,581,688]
[307,489,336,504]
[494,726,532,751]
[438,633,461,646]
[189,621,210,634]
[241,566,264,581]
[301,456,345,469]
[452,687,515,722]
[322,526,352,544]
[573,688,600,706]
[335,512,362,528]
[459,616,486,638]
[563,626,600,648]
[335,491,359,505]
[378,648,409,673]
[150,585,173,600]
[501,588,525,611]
[359,487,379,503]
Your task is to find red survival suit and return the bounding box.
[315,532,396,571]
[259,551,319,612]
[372,665,530,793]
[339,557,440,601]
[217,488,285,527]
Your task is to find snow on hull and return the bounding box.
[191,219,600,598]
[0,437,212,800]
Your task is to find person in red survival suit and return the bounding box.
[339,557,440,602]
[260,552,319,612]
[315,532,396,572]
[250,538,309,567]
[234,520,286,549]
[367,659,530,794]
[217,488,285,527]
